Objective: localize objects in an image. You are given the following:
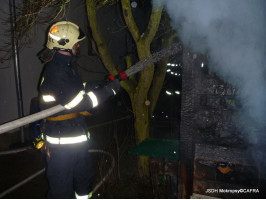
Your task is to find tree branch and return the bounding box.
[142,4,163,45]
[86,0,118,75]
[121,0,140,43]
[86,0,135,94]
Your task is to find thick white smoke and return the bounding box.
[153,0,266,171]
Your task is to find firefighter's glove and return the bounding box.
[116,71,128,81]
[106,71,128,82]
[105,79,120,95]
[106,74,115,82]
[33,137,45,150]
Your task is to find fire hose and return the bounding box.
[0,43,182,134]
[0,116,129,198]
[0,149,115,198]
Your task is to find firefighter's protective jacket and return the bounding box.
[39,52,119,138]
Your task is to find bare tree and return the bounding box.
[0,0,69,62]
[86,0,176,177]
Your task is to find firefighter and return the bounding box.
[36,21,127,199]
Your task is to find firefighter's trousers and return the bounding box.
[45,142,94,198]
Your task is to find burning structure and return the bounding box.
[153,0,266,198]
[178,49,262,198]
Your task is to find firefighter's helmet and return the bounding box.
[46,21,85,50]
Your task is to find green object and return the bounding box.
[225,98,236,107]
[129,138,179,160]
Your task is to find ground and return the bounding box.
[1,117,266,199]
[0,115,176,199]
[0,146,155,199]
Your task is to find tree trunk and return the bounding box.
[86,0,167,178]
[133,101,150,177]
[131,41,154,177]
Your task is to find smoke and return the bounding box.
[153,0,266,172]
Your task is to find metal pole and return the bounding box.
[9,0,25,143]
